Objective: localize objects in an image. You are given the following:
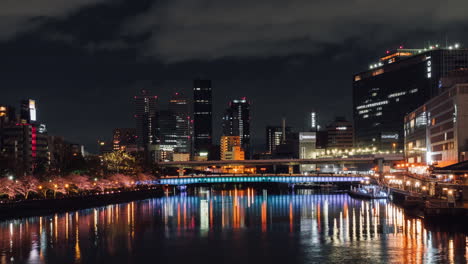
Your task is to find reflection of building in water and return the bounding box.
[200,199,209,236]
[0,193,466,263]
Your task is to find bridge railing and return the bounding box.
[161,173,368,178]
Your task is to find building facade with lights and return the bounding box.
[134,89,158,152]
[266,125,292,154]
[112,128,137,153]
[222,98,251,158]
[220,135,245,161]
[405,77,468,168]
[169,92,192,154]
[326,117,353,149]
[193,79,213,158]
[299,132,317,172]
[1,100,49,175]
[353,45,468,151]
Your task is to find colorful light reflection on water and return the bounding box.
[0,189,466,263]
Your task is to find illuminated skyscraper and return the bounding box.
[193,79,212,157]
[169,92,191,154]
[353,44,468,150]
[222,98,250,157]
[134,89,158,152]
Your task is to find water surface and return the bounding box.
[0,189,466,263]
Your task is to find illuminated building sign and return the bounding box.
[38,124,47,133]
[300,134,316,141]
[427,59,432,78]
[381,133,399,139]
[380,52,413,62]
[310,112,317,129]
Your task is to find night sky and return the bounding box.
[2,0,468,153]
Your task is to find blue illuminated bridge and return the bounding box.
[145,175,367,186]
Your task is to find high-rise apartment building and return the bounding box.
[353,44,468,151]
[134,89,158,151]
[193,79,212,157]
[2,100,48,175]
[222,98,250,157]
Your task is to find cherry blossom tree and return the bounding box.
[0,177,16,199]
[66,174,92,192]
[94,178,112,192]
[47,177,71,198]
[108,174,134,188]
[13,176,40,199]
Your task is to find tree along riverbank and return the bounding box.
[0,187,164,220]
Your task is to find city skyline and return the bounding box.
[2,1,468,153]
[2,2,468,263]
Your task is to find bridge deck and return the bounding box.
[147,175,367,185]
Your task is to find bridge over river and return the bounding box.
[146,174,368,186]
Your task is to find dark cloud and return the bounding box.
[1,0,468,153]
[123,0,468,62]
[0,0,112,40]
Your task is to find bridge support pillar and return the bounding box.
[178,167,185,177]
[288,165,293,174]
[273,165,277,174]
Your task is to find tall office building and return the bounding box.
[169,92,191,154]
[266,125,292,154]
[157,110,177,152]
[326,117,354,149]
[222,98,250,157]
[134,89,158,151]
[353,44,468,151]
[193,79,212,157]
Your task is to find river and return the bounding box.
[0,188,466,263]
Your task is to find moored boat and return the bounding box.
[349,185,388,199]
